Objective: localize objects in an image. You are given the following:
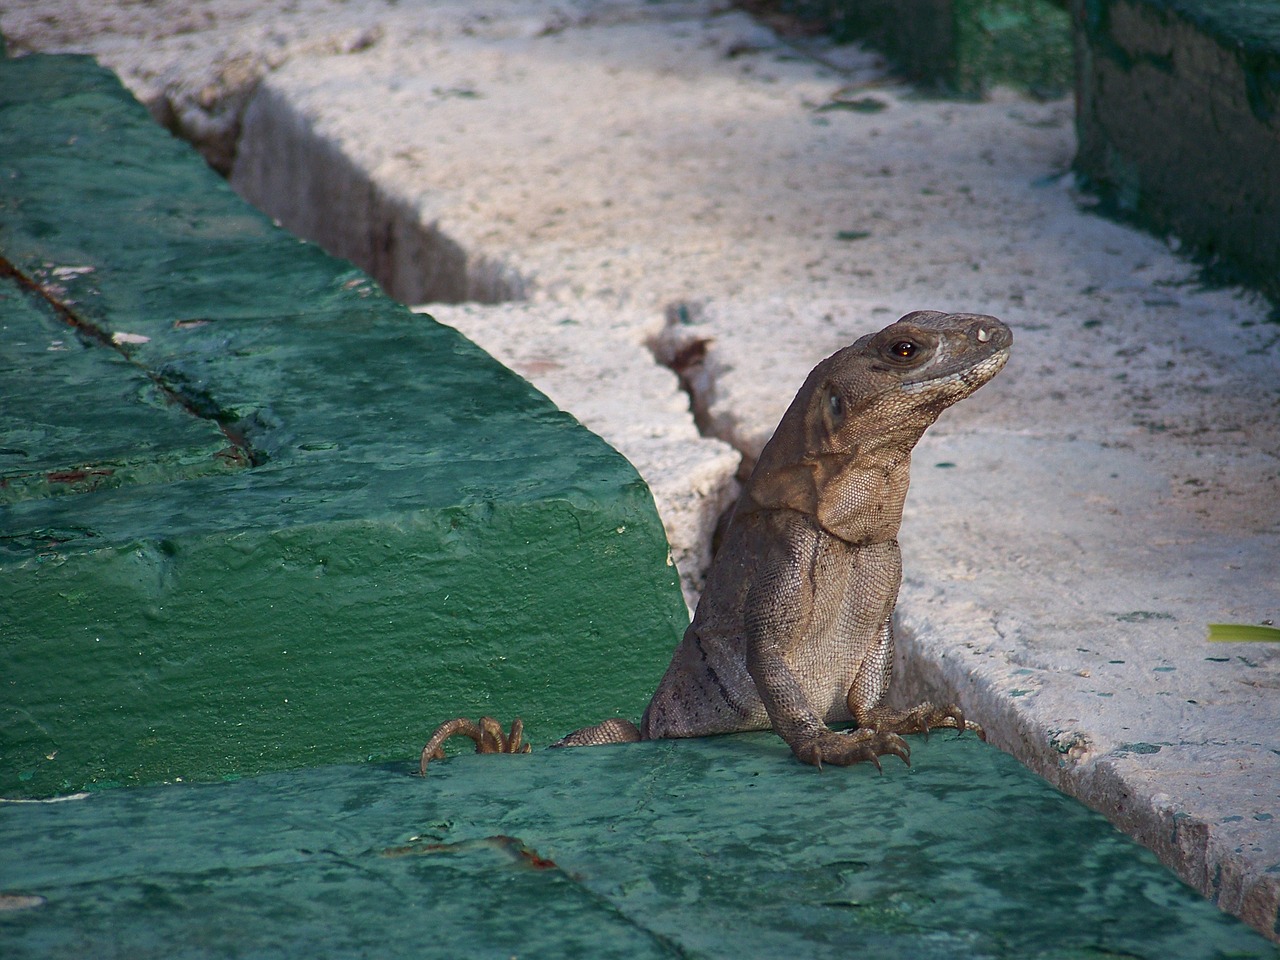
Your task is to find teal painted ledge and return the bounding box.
[1,736,1275,958]
[0,55,688,798]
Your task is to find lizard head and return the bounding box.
[743,311,1012,537]
[845,310,1013,412]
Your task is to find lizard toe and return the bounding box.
[419,716,530,775]
[880,732,912,766]
[859,702,984,741]
[929,704,985,741]
[792,729,910,770]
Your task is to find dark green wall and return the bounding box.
[1072,0,1280,301]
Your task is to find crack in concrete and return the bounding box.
[0,256,261,470]
[221,66,743,604]
[648,302,715,430]
[231,80,530,306]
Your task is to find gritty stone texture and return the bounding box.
[4,0,1278,939]
[1071,0,1280,299]
[0,0,396,174]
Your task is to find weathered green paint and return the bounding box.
[1071,0,1280,300]
[1,736,1275,958]
[0,55,688,798]
[774,0,1072,97]
[952,0,1074,96]
[0,272,248,503]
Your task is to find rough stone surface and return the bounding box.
[4,0,1279,939]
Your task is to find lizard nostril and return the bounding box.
[976,327,991,343]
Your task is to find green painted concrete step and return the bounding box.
[0,268,248,503]
[0,54,688,799]
[2,736,1275,958]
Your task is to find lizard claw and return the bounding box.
[419,716,531,775]
[879,732,912,766]
[792,729,911,771]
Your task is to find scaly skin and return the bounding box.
[424,311,1012,771]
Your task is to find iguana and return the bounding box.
[422,310,1011,771]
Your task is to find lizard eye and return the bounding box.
[890,340,919,359]
[827,391,844,422]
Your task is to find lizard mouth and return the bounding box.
[900,344,1010,397]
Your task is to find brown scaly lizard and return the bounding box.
[422,310,1012,772]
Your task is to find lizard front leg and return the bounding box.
[847,614,985,741]
[749,641,910,769]
[743,525,910,770]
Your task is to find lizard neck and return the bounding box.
[813,448,913,545]
[741,436,918,547]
